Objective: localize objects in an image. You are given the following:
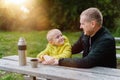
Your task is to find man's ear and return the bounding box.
[91,20,96,28]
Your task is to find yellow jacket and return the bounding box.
[37,35,71,60]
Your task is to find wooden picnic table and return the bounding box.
[0,55,120,80]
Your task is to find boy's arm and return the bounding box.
[37,44,50,61]
[52,44,72,59]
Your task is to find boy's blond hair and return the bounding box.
[47,29,62,42]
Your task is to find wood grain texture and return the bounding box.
[0,55,120,80]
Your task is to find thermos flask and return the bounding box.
[18,37,27,66]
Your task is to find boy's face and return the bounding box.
[51,32,64,46]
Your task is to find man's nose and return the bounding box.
[80,25,83,31]
[80,25,82,29]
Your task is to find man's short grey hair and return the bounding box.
[80,7,103,26]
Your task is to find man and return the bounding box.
[43,7,116,68]
[57,7,116,68]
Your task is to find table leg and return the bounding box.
[30,76,36,80]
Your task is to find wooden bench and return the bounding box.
[115,37,120,58]
[1,55,120,80]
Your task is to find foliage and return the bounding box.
[44,0,92,31]
[0,0,50,31]
[44,0,120,31]
[0,0,120,31]
[97,0,120,29]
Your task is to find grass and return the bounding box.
[0,71,24,80]
[0,31,80,58]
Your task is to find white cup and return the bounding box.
[30,58,38,68]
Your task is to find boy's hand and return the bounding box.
[38,58,43,63]
[37,54,45,63]
[42,58,55,65]
[40,54,46,61]
[41,55,59,65]
[43,55,54,61]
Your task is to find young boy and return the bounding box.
[37,29,71,64]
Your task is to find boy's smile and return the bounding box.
[52,33,65,46]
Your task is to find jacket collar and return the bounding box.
[91,27,104,44]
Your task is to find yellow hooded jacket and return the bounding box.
[37,35,71,60]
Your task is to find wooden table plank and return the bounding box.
[2,55,32,62]
[3,55,120,77]
[1,55,120,80]
[65,66,120,77]
[0,59,120,80]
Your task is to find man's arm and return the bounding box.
[72,34,84,54]
[58,38,116,68]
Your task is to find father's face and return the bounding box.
[80,15,94,36]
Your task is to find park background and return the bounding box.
[0,0,120,80]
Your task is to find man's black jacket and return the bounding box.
[59,27,116,68]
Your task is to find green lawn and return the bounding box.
[0,31,80,58]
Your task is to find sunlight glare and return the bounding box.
[20,6,29,13]
[5,0,25,5]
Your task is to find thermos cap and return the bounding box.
[18,37,26,45]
